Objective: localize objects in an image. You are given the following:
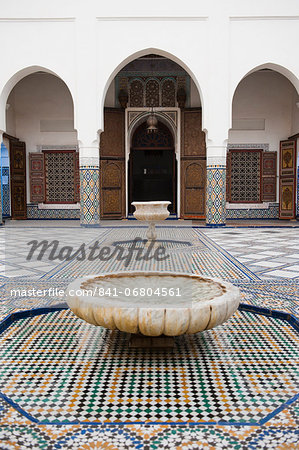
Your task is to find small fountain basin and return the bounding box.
[65,272,240,336]
[132,201,171,221]
[132,201,171,241]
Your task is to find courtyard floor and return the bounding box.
[0,221,298,449]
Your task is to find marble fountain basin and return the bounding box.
[66,272,240,336]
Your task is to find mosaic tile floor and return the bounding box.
[41,227,257,282]
[0,222,298,448]
[203,228,299,280]
[0,226,105,279]
[0,309,298,426]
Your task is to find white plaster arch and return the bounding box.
[0,65,77,133]
[229,62,299,128]
[99,47,205,133]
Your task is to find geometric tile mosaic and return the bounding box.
[234,279,299,317]
[26,204,281,221]
[27,205,80,220]
[0,309,297,425]
[0,222,298,449]
[80,167,99,226]
[0,412,298,449]
[43,227,257,281]
[0,280,68,320]
[26,203,281,220]
[202,228,299,281]
[206,166,226,226]
[226,203,279,220]
[0,226,105,280]
[1,167,10,217]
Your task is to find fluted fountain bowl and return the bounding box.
[65,272,240,336]
[132,201,171,221]
[132,201,171,241]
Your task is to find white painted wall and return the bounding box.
[229,71,298,151]
[6,73,77,151]
[0,0,298,158]
[6,73,77,201]
[229,70,299,205]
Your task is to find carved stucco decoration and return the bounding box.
[182,110,205,157]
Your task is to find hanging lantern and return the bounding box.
[146,111,158,133]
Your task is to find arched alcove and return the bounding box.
[228,64,299,220]
[0,66,76,133]
[2,69,78,220]
[100,48,204,132]
[100,52,206,219]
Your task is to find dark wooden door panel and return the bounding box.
[29,152,44,202]
[181,160,206,218]
[100,108,125,218]
[279,140,296,219]
[185,188,205,215]
[10,141,27,219]
[100,160,125,219]
[279,178,295,219]
[180,109,206,218]
[262,151,277,202]
[102,189,123,216]
[181,109,205,157]
[100,109,125,158]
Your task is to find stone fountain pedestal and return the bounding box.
[129,334,175,349]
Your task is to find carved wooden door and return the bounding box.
[262,151,277,202]
[100,108,125,219]
[279,140,296,219]
[100,160,125,218]
[10,140,27,219]
[180,109,206,218]
[181,160,205,216]
[29,152,45,202]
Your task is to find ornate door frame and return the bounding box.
[126,107,180,216]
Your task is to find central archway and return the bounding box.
[129,121,176,214]
[100,52,206,220]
